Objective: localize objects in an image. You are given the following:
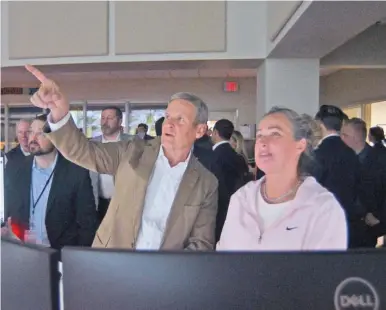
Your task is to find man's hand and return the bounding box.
[25,64,69,123]
[1,218,20,241]
[365,213,380,227]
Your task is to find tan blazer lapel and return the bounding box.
[161,156,199,246]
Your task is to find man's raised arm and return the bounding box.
[25,65,129,175]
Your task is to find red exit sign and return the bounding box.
[223,81,239,93]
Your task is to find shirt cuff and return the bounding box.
[48,112,71,131]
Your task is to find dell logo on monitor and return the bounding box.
[334,277,380,310]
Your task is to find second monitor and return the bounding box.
[62,248,385,310]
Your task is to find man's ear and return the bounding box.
[195,124,206,139]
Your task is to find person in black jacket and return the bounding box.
[4,114,97,249]
[341,118,386,247]
[369,126,386,155]
[314,105,365,248]
[211,119,249,241]
[195,124,213,151]
[5,119,31,165]
[137,123,154,140]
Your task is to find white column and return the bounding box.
[256,58,320,122]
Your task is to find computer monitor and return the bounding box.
[1,237,61,310]
[62,248,385,310]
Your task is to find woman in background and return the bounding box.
[231,130,265,180]
[301,114,322,148]
[369,126,386,150]
[217,107,347,251]
[230,130,249,165]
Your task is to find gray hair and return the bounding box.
[264,107,316,176]
[169,92,209,124]
[16,119,31,129]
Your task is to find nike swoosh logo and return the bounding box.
[286,227,298,231]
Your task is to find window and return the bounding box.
[370,101,386,128]
[70,105,84,131]
[128,109,165,136]
[342,106,361,119]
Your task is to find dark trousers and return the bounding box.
[98,197,111,224]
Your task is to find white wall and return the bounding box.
[320,69,386,108]
[371,101,386,127]
[1,77,258,126]
[1,1,267,67]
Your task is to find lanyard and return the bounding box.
[31,168,56,215]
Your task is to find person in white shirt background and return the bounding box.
[89,106,133,223]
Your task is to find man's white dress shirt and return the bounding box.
[135,146,190,250]
[99,133,121,199]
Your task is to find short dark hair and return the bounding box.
[369,126,385,142]
[155,117,164,137]
[315,105,345,132]
[214,119,234,140]
[102,106,123,119]
[345,117,367,140]
[137,123,148,132]
[35,113,48,123]
[318,116,342,132]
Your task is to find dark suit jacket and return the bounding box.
[5,145,26,165]
[359,144,386,239]
[313,136,362,220]
[212,143,249,241]
[194,135,213,151]
[4,153,98,249]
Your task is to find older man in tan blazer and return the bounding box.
[25,65,218,251]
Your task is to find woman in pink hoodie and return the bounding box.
[217,107,347,251]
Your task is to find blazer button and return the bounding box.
[131,242,134,248]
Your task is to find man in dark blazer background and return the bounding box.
[314,105,365,248]
[211,119,249,241]
[4,114,97,249]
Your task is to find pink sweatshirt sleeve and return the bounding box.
[302,199,348,250]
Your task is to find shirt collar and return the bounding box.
[32,153,58,171]
[20,146,30,156]
[102,133,121,143]
[213,140,229,150]
[158,145,192,167]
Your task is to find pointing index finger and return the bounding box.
[25,64,49,83]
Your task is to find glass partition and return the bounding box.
[128,108,165,136]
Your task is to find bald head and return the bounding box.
[16,119,31,152]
